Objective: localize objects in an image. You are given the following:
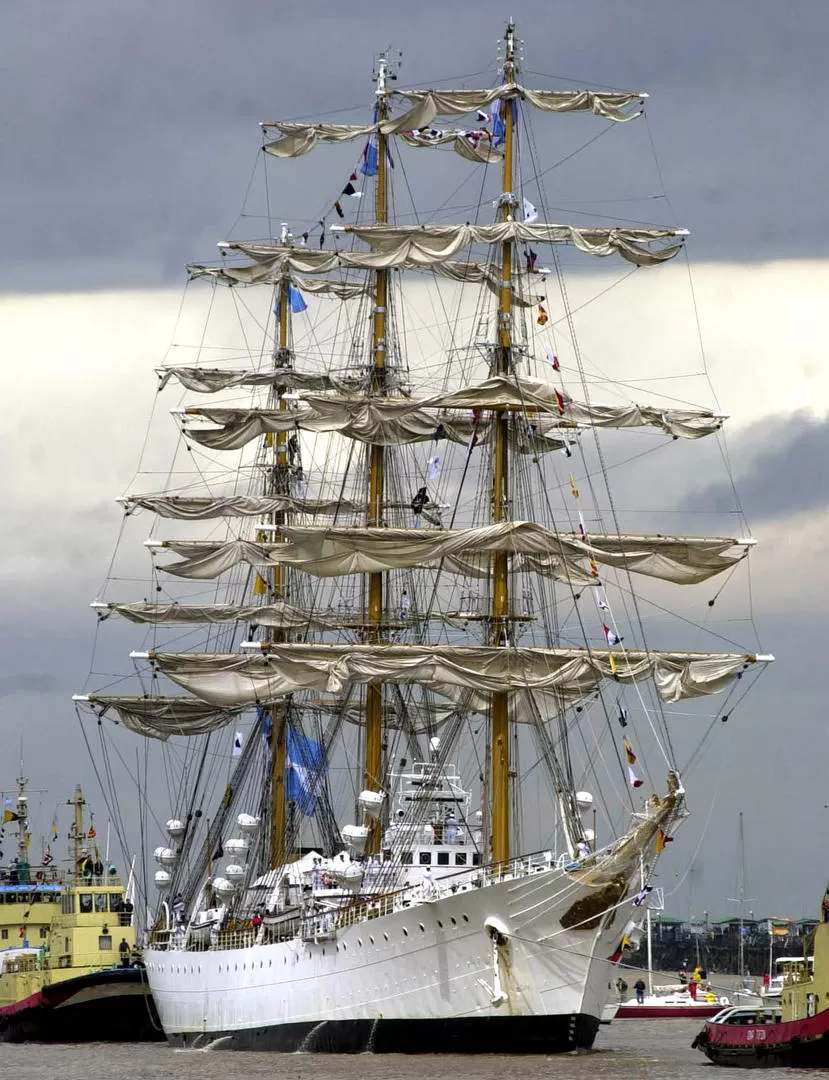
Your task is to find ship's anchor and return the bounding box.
[477,916,510,1007]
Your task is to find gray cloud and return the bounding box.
[2,0,828,292]
[686,411,829,522]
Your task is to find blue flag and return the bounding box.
[273,286,307,320]
[286,728,327,817]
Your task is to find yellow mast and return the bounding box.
[490,22,516,866]
[364,55,389,853]
[268,257,291,866]
[69,784,85,877]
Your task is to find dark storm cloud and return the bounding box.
[686,411,829,522]
[0,673,60,698]
[2,0,827,293]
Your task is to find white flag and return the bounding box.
[232,731,244,757]
[523,197,538,223]
[427,455,441,480]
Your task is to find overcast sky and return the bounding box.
[2,1,829,925]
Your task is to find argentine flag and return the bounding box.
[286,728,327,817]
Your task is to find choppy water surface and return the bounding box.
[0,1020,823,1080]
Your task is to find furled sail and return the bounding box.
[395,85,645,122]
[225,220,684,271]
[122,494,362,519]
[177,375,722,449]
[99,600,343,630]
[146,644,766,707]
[84,694,243,740]
[398,129,503,163]
[187,258,535,307]
[158,367,367,394]
[261,86,644,158]
[149,523,751,586]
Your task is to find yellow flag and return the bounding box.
[655,829,666,854]
[621,935,631,950]
[609,653,617,675]
[569,475,579,499]
[254,573,268,596]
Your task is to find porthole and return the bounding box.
[462,914,469,922]
[343,942,347,951]
[269,959,272,967]
[419,923,425,933]
[358,938,363,946]
[450,917,457,926]
[402,927,408,936]
[383,933,389,941]
[437,921,443,929]
[369,936,374,945]
[218,964,222,973]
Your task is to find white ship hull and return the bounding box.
[146,865,626,1052]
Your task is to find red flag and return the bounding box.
[628,765,643,789]
[554,389,565,415]
[537,302,548,326]
[334,200,344,219]
[604,624,619,646]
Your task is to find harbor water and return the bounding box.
[0,1021,822,1080]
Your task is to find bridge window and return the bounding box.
[455,853,467,866]
[98,935,112,950]
[437,852,449,866]
[419,852,431,865]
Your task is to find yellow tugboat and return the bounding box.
[0,777,162,1042]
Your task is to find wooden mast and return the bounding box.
[490,21,516,866]
[364,54,389,853]
[268,259,291,866]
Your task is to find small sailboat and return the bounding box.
[76,21,771,1054]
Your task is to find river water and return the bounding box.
[0,1021,823,1080]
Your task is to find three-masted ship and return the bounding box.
[75,23,772,1053]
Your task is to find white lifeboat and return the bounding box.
[357,790,385,818]
[236,813,260,833]
[341,824,369,853]
[225,863,246,884]
[154,869,171,890]
[212,876,236,898]
[154,846,177,866]
[576,791,594,813]
[166,818,185,838]
[224,837,249,859]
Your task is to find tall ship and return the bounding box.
[75,22,771,1053]
[0,779,161,1042]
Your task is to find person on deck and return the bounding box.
[445,812,458,845]
[689,977,698,1001]
[634,978,646,1005]
[119,938,131,967]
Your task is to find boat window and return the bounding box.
[401,851,413,865]
[1,929,7,940]
[419,852,431,865]
[62,894,75,915]
[98,934,112,950]
[437,852,449,866]
[472,853,481,866]
[39,928,47,939]
[109,893,124,912]
[95,893,108,912]
[455,852,467,865]
[79,893,93,913]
